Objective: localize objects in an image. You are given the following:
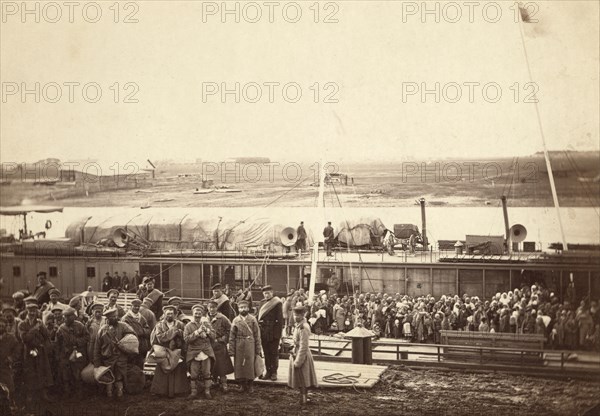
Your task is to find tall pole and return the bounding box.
[517,8,568,251]
[419,198,428,248]
[308,160,326,305]
[501,196,511,253]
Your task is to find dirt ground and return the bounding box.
[17,366,600,416]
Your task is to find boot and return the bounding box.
[220,378,228,393]
[247,380,254,394]
[187,380,198,399]
[106,383,113,399]
[115,381,124,400]
[300,388,310,405]
[203,378,212,399]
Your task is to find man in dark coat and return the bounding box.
[0,316,20,402]
[257,285,283,381]
[207,299,234,393]
[323,222,334,257]
[142,277,164,320]
[93,308,136,399]
[296,221,307,253]
[121,299,151,369]
[211,283,236,321]
[18,297,54,402]
[33,272,55,306]
[56,307,89,397]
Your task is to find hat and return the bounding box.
[191,304,206,312]
[142,297,154,307]
[211,283,222,291]
[287,289,295,296]
[106,289,120,298]
[37,271,47,277]
[12,291,25,299]
[103,307,118,317]
[167,297,182,305]
[48,288,61,297]
[69,296,81,307]
[1,304,17,314]
[24,297,39,308]
[293,305,306,313]
[131,299,142,306]
[262,285,273,292]
[90,303,104,311]
[50,305,64,313]
[63,307,76,317]
[207,299,218,307]
[142,276,155,284]
[237,300,249,307]
[162,305,177,313]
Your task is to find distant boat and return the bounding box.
[193,189,214,194]
[214,189,242,193]
[153,198,174,203]
[136,189,156,193]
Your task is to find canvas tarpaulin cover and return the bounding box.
[335,217,388,247]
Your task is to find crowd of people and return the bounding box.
[0,272,317,412]
[2,269,599,412]
[293,284,600,351]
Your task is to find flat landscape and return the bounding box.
[2,154,599,208]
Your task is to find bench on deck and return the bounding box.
[440,330,545,366]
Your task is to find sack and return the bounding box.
[194,351,209,361]
[81,363,97,385]
[151,344,168,359]
[118,334,139,354]
[93,366,115,385]
[158,348,182,374]
[254,355,265,378]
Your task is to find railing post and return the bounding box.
[560,352,564,372]
[396,345,399,361]
[437,346,440,362]
[480,348,483,365]
[318,339,322,355]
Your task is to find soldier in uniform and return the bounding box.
[228,300,262,393]
[257,285,283,381]
[288,305,318,405]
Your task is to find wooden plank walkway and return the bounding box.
[226,359,387,389]
[144,356,387,389]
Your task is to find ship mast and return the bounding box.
[308,160,327,305]
[517,6,568,251]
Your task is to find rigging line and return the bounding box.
[517,10,568,251]
[330,181,375,293]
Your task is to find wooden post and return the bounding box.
[430,267,433,296]
[286,264,290,293]
[404,267,408,295]
[482,269,486,299]
[201,264,205,298]
[180,263,183,297]
[159,263,163,292]
[456,268,459,295]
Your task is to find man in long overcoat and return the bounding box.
[257,285,283,381]
[18,297,54,402]
[228,300,262,393]
[288,305,318,405]
[207,299,234,393]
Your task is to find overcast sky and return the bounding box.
[1,1,598,164]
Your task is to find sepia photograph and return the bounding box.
[1,1,599,415]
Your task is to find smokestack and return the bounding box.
[501,195,510,253]
[419,198,428,248]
